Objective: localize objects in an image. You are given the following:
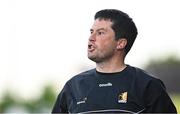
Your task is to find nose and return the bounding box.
[89,33,96,42]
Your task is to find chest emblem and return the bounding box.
[118,91,128,103]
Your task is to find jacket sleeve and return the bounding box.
[144,79,177,113]
[52,85,68,113]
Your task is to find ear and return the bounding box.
[116,38,127,50]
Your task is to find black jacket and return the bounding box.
[52,65,177,113]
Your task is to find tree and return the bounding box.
[0,84,57,113]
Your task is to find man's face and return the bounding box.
[88,19,118,63]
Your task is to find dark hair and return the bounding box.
[95,9,138,55]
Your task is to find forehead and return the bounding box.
[92,19,113,30]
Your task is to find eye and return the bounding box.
[90,29,93,34]
[97,31,105,35]
[90,31,93,34]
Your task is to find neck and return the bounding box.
[96,56,126,73]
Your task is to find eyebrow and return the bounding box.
[90,28,107,32]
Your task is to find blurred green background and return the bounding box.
[0,55,180,113]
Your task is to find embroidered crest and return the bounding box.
[118,92,128,103]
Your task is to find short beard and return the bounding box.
[88,56,103,63]
[88,51,115,63]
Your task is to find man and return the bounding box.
[52,9,177,113]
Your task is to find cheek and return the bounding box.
[97,42,107,51]
[98,42,116,54]
[96,36,117,50]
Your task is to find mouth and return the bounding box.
[88,43,95,52]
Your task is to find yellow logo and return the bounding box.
[118,92,128,103]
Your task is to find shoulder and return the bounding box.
[127,65,166,90]
[66,68,96,85]
[71,68,95,80]
[127,65,168,103]
[128,65,161,82]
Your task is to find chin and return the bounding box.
[88,56,96,61]
[88,56,102,63]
